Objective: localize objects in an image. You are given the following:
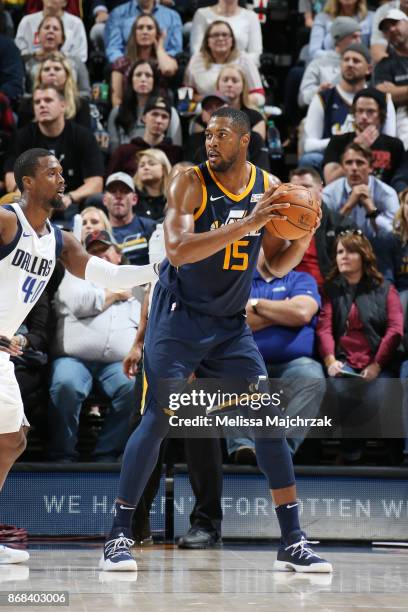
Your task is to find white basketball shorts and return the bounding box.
[0,352,29,433]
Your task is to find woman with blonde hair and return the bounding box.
[18,51,91,127]
[110,13,177,109]
[133,149,171,220]
[23,15,90,97]
[184,20,264,107]
[309,0,373,60]
[216,64,266,139]
[80,207,114,243]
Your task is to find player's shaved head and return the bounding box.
[14,148,52,192]
[210,106,250,136]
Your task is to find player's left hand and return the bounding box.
[292,203,321,249]
[0,335,23,357]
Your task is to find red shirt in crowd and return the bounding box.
[295,236,324,290]
[317,284,403,369]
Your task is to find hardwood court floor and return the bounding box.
[1,542,407,611]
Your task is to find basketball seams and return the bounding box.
[265,182,319,240]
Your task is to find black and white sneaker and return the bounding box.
[99,531,137,572]
[274,532,333,573]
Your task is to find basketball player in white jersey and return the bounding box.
[0,148,159,564]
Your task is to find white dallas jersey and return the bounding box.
[0,203,62,339]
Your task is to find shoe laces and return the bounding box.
[105,535,134,559]
[285,537,321,560]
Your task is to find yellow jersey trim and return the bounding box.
[193,166,207,221]
[206,161,256,202]
[140,372,148,415]
[262,170,270,192]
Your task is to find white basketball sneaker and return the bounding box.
[0,545,29,564]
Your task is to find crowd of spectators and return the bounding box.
[1,0,408,471]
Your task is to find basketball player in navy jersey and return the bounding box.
[101,108,333,573]
[0,148,159,564]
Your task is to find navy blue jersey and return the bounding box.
[159,161,269,316]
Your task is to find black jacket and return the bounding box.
[324,275,391,357]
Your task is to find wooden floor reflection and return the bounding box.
[2,542,407,611]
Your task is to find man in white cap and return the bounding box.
[103,172,157,266]
[370,1,408,63]
[373,9,408,147]
[299,16,362,107]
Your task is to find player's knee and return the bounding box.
[15,432,27,458]
[0,430,27,460]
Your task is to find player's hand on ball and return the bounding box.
[0,335,23,357]
[247,185,290,233]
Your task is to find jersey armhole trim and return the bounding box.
[262,170,270,192]
[53,224,64,258]
[193,166,208,221]
[0,208,22,261]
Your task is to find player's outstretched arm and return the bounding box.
[165,169,288,266]
[59,231,159,287]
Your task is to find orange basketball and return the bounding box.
[265,183,320,240]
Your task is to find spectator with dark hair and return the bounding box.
[323,87,405,187]
[190,0,263,65]
[107,59,181,147]
[184,20,264,107]
[4,85,104,226]
[110,14,177,108]
[317,229,403,463]
[322,142,399,237]
[15,0,88,62]
[104,0,183,65]
[22,16,90,97]
[107,95,182,176]
[103,171,156,265]
[290,166,358,291]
